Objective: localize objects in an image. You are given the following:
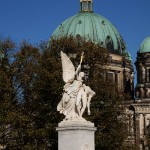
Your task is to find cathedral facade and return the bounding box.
[51,0,150,149]
[128,36,150,150]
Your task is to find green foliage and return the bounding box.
[0,36,129,149]
[12,41,62,149]
[0,38,18,149]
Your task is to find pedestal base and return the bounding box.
[56,121,97,150]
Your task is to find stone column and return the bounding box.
[145,68,147,83]
[143,114,146,136]
[115,71,119,90]
[56,121,97,150]
[140,88,145,98]
[145,88,149,98]
[142,66,146,83]
[131,114,134,137]
[147,68,149,83]
[120,71,124,91]
[135,114,140,150]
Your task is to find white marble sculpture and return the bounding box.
[57,51,95,121]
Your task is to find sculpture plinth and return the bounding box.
[56,121,97,150]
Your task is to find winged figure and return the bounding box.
[57,51,95,121]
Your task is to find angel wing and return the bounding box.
[61,51,75,83]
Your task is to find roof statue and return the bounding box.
[57,51,95,121]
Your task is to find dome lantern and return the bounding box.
[80,0,93,12]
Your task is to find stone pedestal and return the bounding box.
[56,121,97,150]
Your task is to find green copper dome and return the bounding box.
[139,36,150,53]
[51,0,128,55]
[51,11,126,55]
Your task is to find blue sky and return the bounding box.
[0,0,150,81]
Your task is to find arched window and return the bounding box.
[107,71,114,83]
[106,36,114,51]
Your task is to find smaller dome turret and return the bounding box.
[135,36,150,99]
[139,36,150,53]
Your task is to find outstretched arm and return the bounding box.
[75,64,81,75]
[75,52,84,75]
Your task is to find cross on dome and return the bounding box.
[80,0,93,12]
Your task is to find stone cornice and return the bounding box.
[130,104,150,114]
